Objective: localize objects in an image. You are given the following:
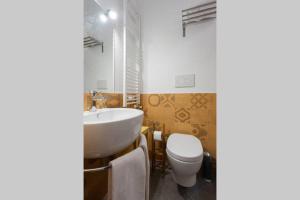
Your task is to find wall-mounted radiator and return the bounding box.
[123,0,142,107]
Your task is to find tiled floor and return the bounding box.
[150,169,216,200]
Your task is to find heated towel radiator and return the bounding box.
[123,0,141,108]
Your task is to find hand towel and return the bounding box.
[139,134,150,200]
[108,147,146,200]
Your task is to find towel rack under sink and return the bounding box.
[84,164,111,173]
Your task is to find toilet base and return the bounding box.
[171,171,197,187]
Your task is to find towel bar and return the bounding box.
[84,134,145,173]
[182,1,216,37]
[84,165,111,173]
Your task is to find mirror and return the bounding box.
[84,0,115,93]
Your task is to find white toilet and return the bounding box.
[166,133,203,187]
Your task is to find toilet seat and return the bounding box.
[167,133,203,163]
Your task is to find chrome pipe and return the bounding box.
[84,165,111,173]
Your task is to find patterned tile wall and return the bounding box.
[141,93,216,158]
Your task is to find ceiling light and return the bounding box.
[108,10,117,20]
[99,14,108,23]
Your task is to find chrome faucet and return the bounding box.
[90,90,106,112]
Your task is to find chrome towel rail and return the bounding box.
[182,1,216,37]
[84,164,111,173]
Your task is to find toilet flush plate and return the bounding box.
[175,74,195,88]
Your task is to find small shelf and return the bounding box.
[182,1,216,37]
[84,36,104,52]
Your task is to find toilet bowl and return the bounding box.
[166,133,203,187]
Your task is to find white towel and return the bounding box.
[139,134,150,200]
[108,147,146,200]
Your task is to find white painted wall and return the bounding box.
[140,0,216,93]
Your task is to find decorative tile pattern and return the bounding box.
[148,94,161,107]
[190,94,208,109]
[160,94,176,108]
[191,123,208,140]
[175,108,191,123]
[141,93,216,158]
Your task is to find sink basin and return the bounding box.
[84,108,144,158]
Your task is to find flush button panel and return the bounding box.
[175,74,195,88]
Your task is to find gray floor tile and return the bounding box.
[150,169,216,200]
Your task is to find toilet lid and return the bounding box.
[167,133,203,162]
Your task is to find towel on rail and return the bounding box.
[139,134,150,200]
[108,146,146,200]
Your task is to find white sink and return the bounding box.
[84,108,144,158]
